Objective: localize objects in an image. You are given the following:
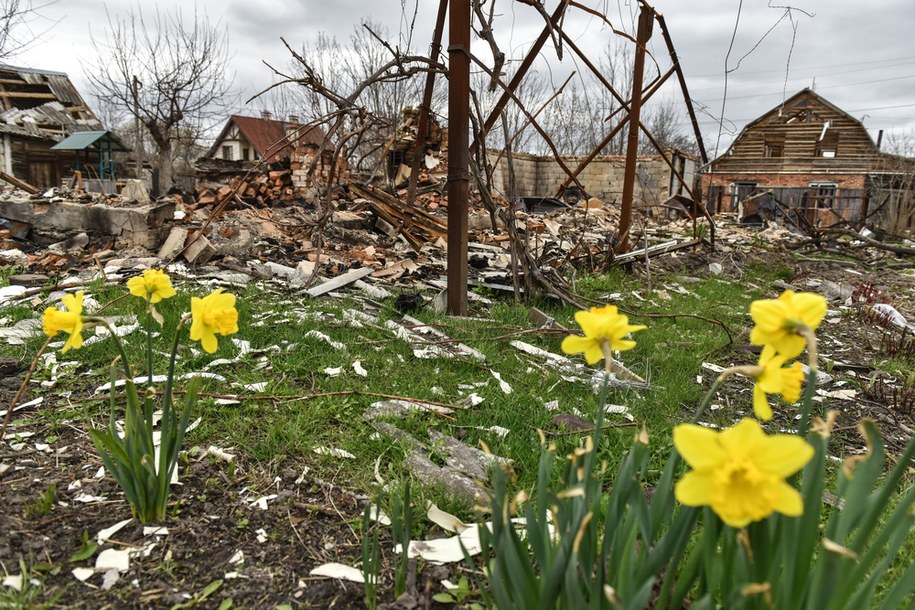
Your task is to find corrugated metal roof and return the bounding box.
[51,130,129,151]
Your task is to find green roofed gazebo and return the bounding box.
[51,130,129,181]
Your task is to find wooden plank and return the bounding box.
[0,91,56,99]
[305,267,374,297]
[0,171,39,194]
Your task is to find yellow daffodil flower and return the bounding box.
[189,289,238,353]
[127,269,177,303]
[42,291,85,352]
[752,345,805,420]
[750,290,827,359]
[561,305,646,365]
[673,418,813,528]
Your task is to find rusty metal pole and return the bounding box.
[447,0,471,315]
[617,4,654,254]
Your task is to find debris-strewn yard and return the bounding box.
[2,240,914,608]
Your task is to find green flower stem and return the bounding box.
[86,317,134,380]
[144,296,153,387]
[162,314,192,420]
[796,328,819,436]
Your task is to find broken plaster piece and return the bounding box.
[353,360,368,377]
[305,330,346,350]
[97,518,133,545]
[313,446,356,459]
[95,548,130,572]
[309,563,365,583]
[490,370,512,394]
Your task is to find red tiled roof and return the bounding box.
[206,115,326,161]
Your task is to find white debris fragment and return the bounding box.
[203,446,235,462]
[143,527,169,537]
[323,367,343,377]
[242,382,268,393]
[97,519,133,545]
[256,528,268,544]
[1,574,22,591]
[459,393,485,407]
[353,360,368,377]
[95,548,130,572]
[309,563,365,583]
[426,503,468,533]
[817,388,857,401]
[228,550,245,565]
[71,567,95,582]
[313,446,356,459]
[367,504,391,526]
[490,370,512,394]
[544,400,559,411]
[304,330,346,350]
[101,569,120,590]
[74,493,107,504]
[248,494,278,510]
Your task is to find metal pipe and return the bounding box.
[617,4,653,254]
[447,0,471,315]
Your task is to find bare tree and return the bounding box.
[0,0,46,60]
[87,5,233,189]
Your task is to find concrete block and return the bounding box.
[157,226,189,259]
[120,179,150,203]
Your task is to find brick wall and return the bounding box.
[487,150,695,208]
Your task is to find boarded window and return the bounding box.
[222,145,233,160]
[243,148,250,161]
[810,183,837,208]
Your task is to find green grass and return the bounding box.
[1,264,784,506]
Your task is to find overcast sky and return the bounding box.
[11,0,915,157]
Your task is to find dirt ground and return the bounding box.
[2,249,914,609]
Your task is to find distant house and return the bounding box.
[0,64,102,188]
[700,88,915,231]
[203,112,324,163]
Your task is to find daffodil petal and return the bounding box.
[561,335,593,356]
[755,435,814,478]
[753,386,773,421]
[720,419,765,453]
[673,424,725,469]
[674,471,714,506]
[792,293,827,330]
[583,344,605,365]
[771,481,804,517]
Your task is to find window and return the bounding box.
[810,182,837,208]
[764,136,785,158]
[221,145,233,160]
[243,148,250,161]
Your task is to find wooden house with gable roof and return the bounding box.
[700,88,915,231]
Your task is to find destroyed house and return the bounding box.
[700,88,915,230]
[0,64,101,188]
[203,112,324,164]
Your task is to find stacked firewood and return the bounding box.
[196,169,296,208]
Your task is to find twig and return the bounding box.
[545,421,639,436]
[1,336,51,441]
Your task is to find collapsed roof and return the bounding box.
[0,64,101,142]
